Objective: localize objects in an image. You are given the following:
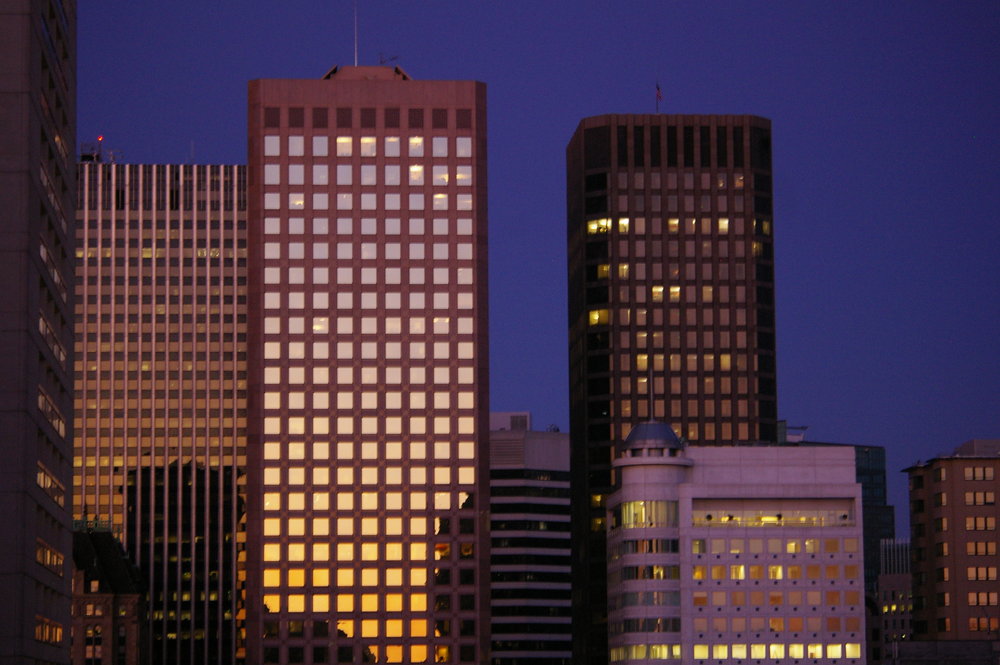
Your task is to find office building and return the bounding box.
[792,439,895,594]
[71,529,145,665]
[0,1,76,662]
[875,539,911,664]
[245,66,489,664]
[566,115,776,662]
[607,422,866,663]
[489,414,571,665]
[74,162,248,664]
[905,439,1000,640]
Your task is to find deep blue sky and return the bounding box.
[78,2,1000,527]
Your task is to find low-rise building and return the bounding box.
[607,422,866,663]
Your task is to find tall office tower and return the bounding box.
[246,66,489,665]
[0,1,76,663]
[905,439,1000,641]
[74,162,248,664]
[489,414,572,665]
[566,115,776,662]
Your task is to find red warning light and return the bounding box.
[97,135,104,142]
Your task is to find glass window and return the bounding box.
[313,135,328,156]
[408,136,424,157]
[456,137,472,158]
[264,136,280,156]
[432,137,448,157]
[288,136,304,156]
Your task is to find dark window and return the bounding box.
[617,126,628,167]
[667,126,678,167]
[313,647,328,664]
[312,107,328,128]
[336,107,352,128]
[408,108,424,128]
[432,108,448,128]
[700,126,711,167]
[633,125,644,167]
[263,107,280,128]
[337,647,352,663]
[456,109,472,129]
[584,195,607,215]
[584,173,606,192]
[682,126,694,167]
[733,126,744,168]
[460,645,475,662]
[288,107,304,128]
[459,594,475,610]
[716,126,728,167]
[384,107,400,128]
[650,126,661,167]
[750,126,771,169]
[360,107,376,128]
[584,126,610,170]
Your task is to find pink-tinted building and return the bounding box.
[0,1,76,662]
[246,66,489,665]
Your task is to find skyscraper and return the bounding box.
[566,114,776,663]
[245,66,489,665]
[0,1,76,662]
[74,161,248,664]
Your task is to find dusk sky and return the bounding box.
[78,1,999,526]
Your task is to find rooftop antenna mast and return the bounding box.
[353,0,359,66]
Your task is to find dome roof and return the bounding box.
[622,421,683,451]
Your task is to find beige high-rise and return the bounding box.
[246,66,490,665]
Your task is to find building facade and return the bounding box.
[607,424,866,664]
[875,538,912,664]
[906,439,1000,640]
[489,415,571,665]
[566,114,776,663]
[0,1,76,663]
[245,66,490,665]
[74,162,248,664]
[71,530,145,665]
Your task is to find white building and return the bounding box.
[608,423,866,664]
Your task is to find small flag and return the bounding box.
[656,82,663,103]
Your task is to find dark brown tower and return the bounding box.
[566,115,777,663]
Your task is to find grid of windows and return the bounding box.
[248,72,488,665]
[74,162,248,664]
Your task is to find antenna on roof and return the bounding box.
[353,0,359,66]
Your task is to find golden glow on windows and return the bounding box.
[589,309,609,326]
[587,218,612,234]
